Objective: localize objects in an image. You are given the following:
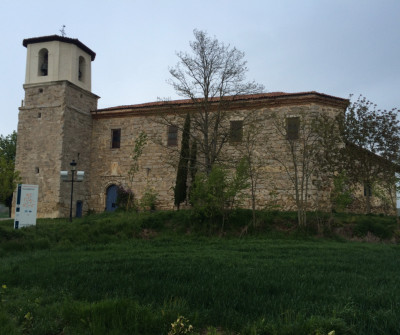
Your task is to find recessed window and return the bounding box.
[111,129,121,149]
[364,183,372,197]
[286,117,300,140]
[78,56,86,82]
[38,48,48,76]
[35,167,40,174]
[37,112,42,118]
[167,125,178,146]
[230,120,243,143]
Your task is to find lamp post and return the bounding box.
[69,160,77,222]
[61,160,84,222]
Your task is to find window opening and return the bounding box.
[287,117,300,140]
[364,183,372,197]
[111,129,121,149]
[78,56,86,82]
[167,125,178,146]
[230,120,243,143]
[38,49,48,76]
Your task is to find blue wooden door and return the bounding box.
[106,185,118,212]
[76,201,83,218]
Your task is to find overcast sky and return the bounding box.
[1,0,399,136]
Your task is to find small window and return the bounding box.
[35,167,40,174]
[111,129,121,149]
[364,183,372,197]
[167,125,178,146]
[287,117,300,140]
[78,56,86,82]
[230,120,243,143]
[37,112,42,118]
[38,48,48,76]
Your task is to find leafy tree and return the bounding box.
[126,131,147,210]
[342,95,400,214]
[168,29,264,174]
[188,139,197,201]
[190,159,249,230]
[174,113,191,209]
[0,131,19,217]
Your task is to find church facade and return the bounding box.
[14,35,387,218]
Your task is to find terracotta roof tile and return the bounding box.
[95,91,347,113]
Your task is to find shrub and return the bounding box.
[353,219,394,239]
[140,187,158,211]
[116,184,136,211]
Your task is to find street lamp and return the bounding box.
[61,160,84,222]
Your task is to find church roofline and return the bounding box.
[93,91,349,117]
[23,35,96,61]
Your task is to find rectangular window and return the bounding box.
[111,129,121,148]
[167,125,178,146]
[230,120,243,143]
[286,117,300,140]
[364,183,372,197]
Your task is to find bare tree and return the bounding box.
[236,114,268,226]
[269,112,323,226]
[168,29,264,174]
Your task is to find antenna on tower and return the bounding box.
[60,25,66,37]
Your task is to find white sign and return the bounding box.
[14,184,39,229]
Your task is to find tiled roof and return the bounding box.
[95,91,348,113]
[23,35,96,61]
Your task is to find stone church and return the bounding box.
[14,35,358,218]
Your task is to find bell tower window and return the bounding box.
[38,48,48,76]
[78,56,86,82]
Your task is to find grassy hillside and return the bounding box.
[0,211,399,334]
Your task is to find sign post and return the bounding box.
[14,184,39,229]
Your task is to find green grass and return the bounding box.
[0,211,399,334]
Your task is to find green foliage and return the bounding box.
[129,131,148,178]
[168,316,194,335]
[190,160,249,225]
[0,211,400,334]
[353,218,395,239]
[140,187,158,211]
[126,131,148,210]
[0,131,17,163]
[188,140,197,201]
[1,228,400,334]
[0,131,20,213]
[342,95,400,213]
[331,173,353,212]
[174,113,191,208]
[116,184,136,210]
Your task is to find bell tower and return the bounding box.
[14,35,99,218]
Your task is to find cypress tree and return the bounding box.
[174,113,191,209]
[188,139,197,203]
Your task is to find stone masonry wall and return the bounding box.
[88,102,349,213]
[13,81,98,218]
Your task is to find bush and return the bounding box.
[140,187,158,211]
[353,218,394,239]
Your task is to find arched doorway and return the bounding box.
[106,185,118,212]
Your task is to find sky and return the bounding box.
[0,0,399,136]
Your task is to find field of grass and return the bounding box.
[0,211,400,334]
